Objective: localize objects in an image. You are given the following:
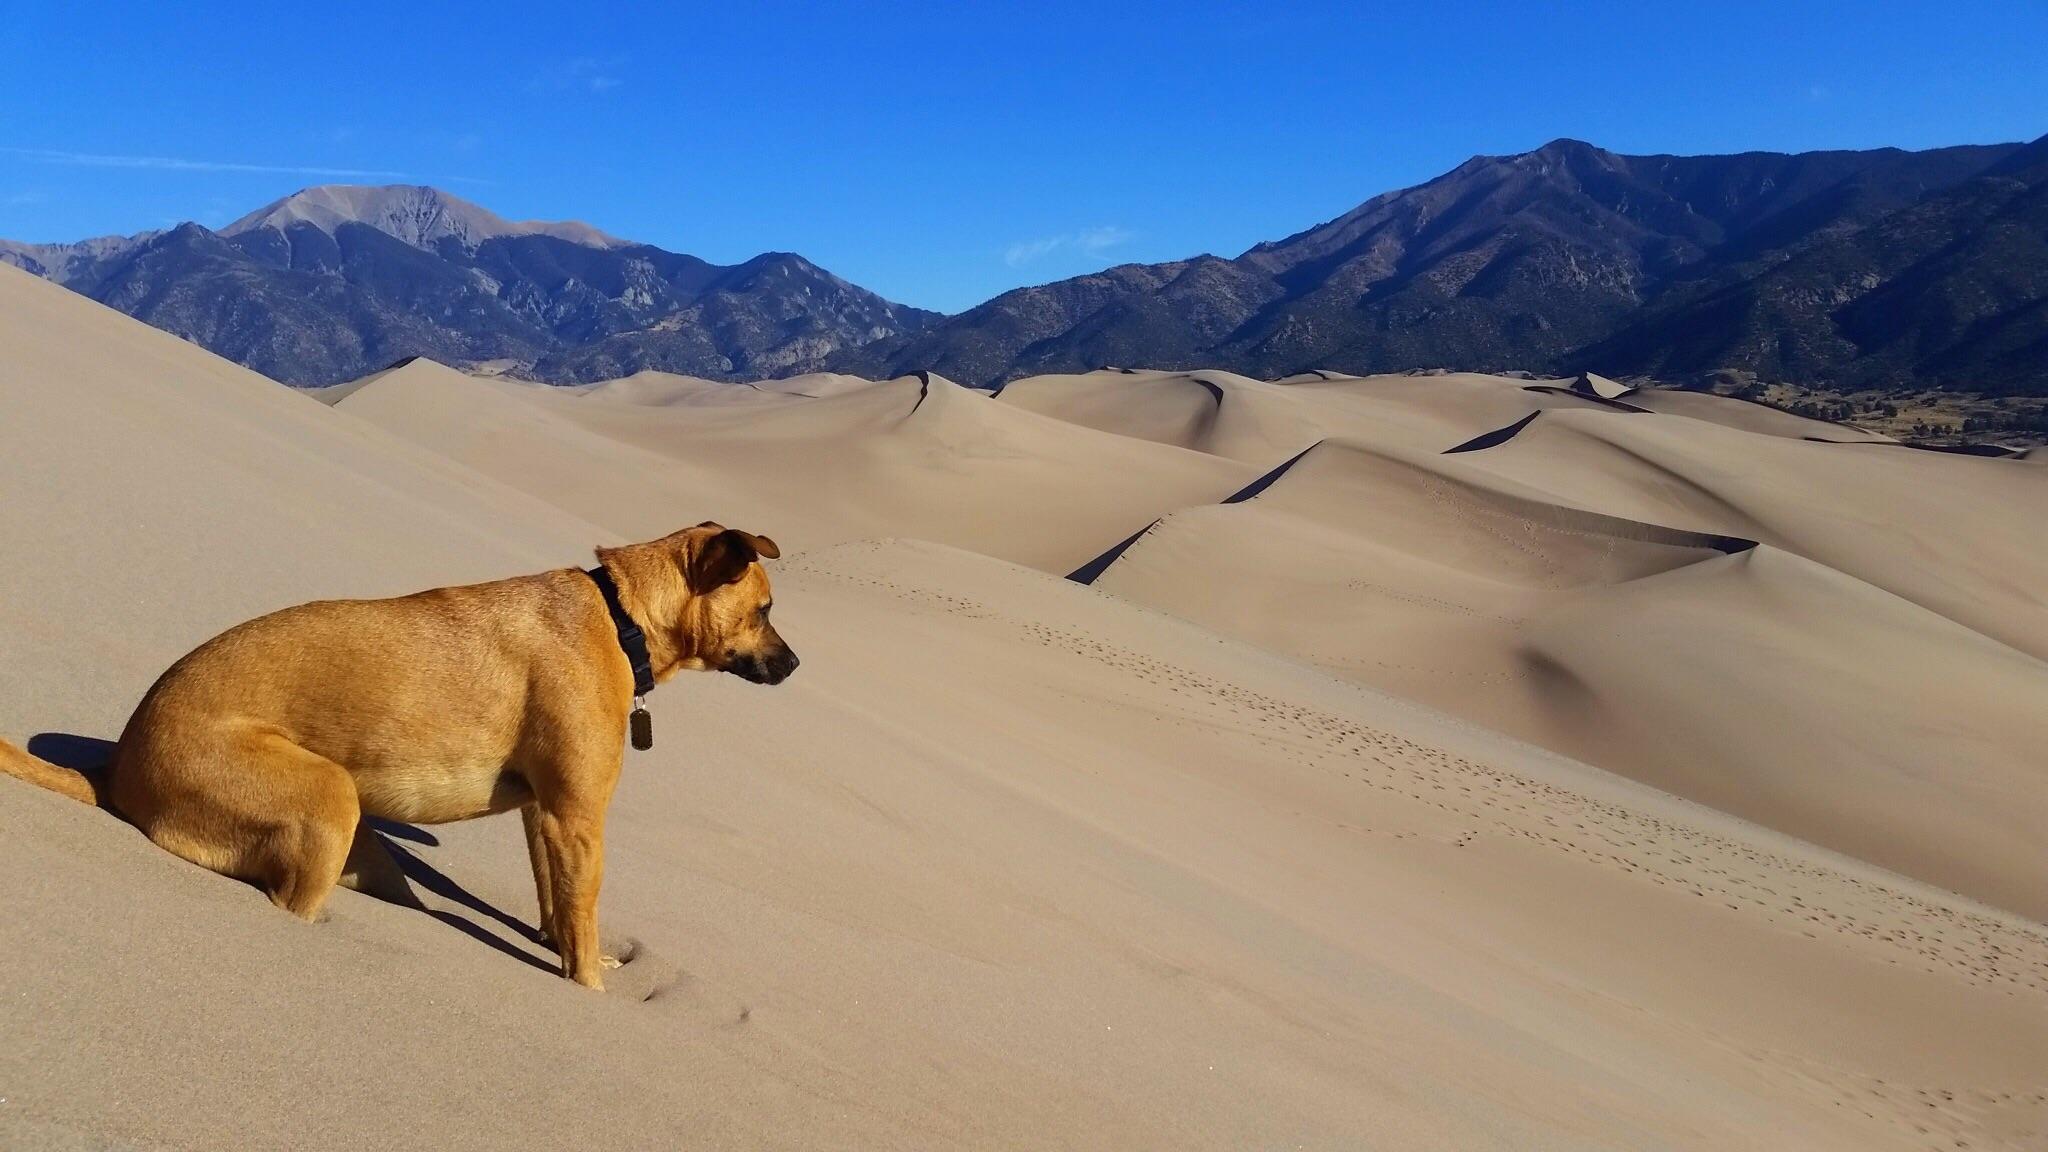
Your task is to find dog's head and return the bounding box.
[679,523,798,685]
[668,522,798,685]
[598,523,800,686]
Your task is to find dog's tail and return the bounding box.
[0,737,108,807]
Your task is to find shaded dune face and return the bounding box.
[1238,439,1756,584]
[1067,380,2048,926]
[1472,411,2048,662]
[4,261,2047,1152]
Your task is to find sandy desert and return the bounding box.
[3,255,2046,1150]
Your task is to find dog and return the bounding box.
[0,523,796,991]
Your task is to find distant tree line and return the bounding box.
[1731,382,1892,424]
[1961,410,2048,436]
[1724,382,2047,441]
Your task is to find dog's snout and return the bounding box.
[729,647,800,685]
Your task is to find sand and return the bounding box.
[3,267,2046,1150]
[327,359,1253,574]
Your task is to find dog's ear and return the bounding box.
[688,528,777,589]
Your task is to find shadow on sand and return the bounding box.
[27,731,113,774]
[26,731,557,977]
[374,832,559,975]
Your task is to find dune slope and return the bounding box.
[0,267,608,740]
[332,360,1255,573]
[9,536,2048,1150]
[4,273,2045,1150]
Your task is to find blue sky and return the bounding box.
[1,1,2042,313]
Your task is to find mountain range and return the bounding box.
[5,135,2044,393]
[0,184,936,386]
[838,136,2047,395]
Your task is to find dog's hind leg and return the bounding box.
[137,728,360,923]
[521,803,556,946]
[246,734,360,921]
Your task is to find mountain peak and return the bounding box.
[1516,137,1622,167]
[1531,137,1603,155]
[220,184,626,251]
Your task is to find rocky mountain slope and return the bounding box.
[0,185,936,385]
[1582,136,2048,394]
[834,137,2045,393]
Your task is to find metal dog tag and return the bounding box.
[629,698,653,751]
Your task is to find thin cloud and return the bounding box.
[1005,225,1135,268]
[1076,225,1135,253]
[534,56,626,94]
[1,147,415,180]
[1004,236,1064,266]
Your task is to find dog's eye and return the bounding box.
[759,604,772,621]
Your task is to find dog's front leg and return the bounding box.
[532,797,610,989]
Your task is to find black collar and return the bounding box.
[585,565,655,698]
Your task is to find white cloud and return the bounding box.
[1,147,413,180]
[1005,225,1134,268]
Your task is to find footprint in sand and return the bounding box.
[595,936,754,1024]
[594,936,684,1003]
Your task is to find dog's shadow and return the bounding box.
[27,731,115,777]
[364,818,558,974]
[31,731,558,978]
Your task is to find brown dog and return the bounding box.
[0,523,796,990]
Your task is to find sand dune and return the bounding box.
[993,369,1682,463]
[993,369,1327,462]
[1069,384,2048,922]
[1459,409,2048,661]
[5,263,2047,1150]
[0,271,608,744]
[576,368,878,406]
[1621,387,1896,441]
[332,359,1254,573]
[1085,438,2048,920]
